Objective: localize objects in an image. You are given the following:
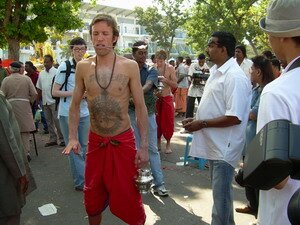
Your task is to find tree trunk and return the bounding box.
[167,36,175,59]
[248,38,258,56]
[8,38,20,61]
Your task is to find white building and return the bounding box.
[16,1,195,63]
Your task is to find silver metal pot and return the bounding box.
[135,168,153,194]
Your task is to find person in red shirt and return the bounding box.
[25,61,39,85]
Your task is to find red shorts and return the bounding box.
[84,129,146,225]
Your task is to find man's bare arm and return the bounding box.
[184,116,241,132]
[142,80,153,93]
[52,83,73,98]
[161,66,178,88]
[62,62,85,155]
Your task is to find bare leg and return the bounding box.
[165,139,172,154]
[157,137,162,151]
[88,214,102,225]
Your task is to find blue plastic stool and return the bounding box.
[183,134,206,170]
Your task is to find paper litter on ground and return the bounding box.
[38,203,57,216]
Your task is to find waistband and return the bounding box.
[158,95,173,101]
[89,128,134,147]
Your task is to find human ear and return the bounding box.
[112,36,118,46]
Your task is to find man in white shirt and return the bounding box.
[255,1,300,225]
[186,53,210,118]
[183,31,252,225]
[36,55,64,147]
[235,44,253,79]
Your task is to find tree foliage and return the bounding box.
[185,0,269,56]
[134,0,189,56]
[0,0,83,60]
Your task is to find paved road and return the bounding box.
[21,118,255,225]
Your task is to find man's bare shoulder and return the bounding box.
[117,55,137,67]
[166,63,176,72]
[116,55,139,77]
[78,56,96,67]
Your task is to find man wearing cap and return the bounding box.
[1,62,37,162]
[129,41,169,197]
[256,0,300,225]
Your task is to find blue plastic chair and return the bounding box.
[183,134,206,170]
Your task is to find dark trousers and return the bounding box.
[186,96,201,118]
[246,186,259,217]
[32,102,48,131]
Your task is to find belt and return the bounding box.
[8,98,30,102]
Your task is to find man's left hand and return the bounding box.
[183,120,202,132]
[135,147,149,169]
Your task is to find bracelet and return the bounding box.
[201,120,208,128]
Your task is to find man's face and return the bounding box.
[250,65,260,84]
[205,37,222,64]
[133,48,148,65]
[20,64,25,74]
[268,35,283,61]
[44,57,53,71]
[156,58,166,67]
[235,48,244,60]
[25,63,32,73]
[72,45,87,62]
[91,21,118,56]
[198,59,205,67]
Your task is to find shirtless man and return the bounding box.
[155,50,177,153]
[63,14,149,225]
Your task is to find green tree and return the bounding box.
[185,0,269,55]
[0,0,83,60]
[134,0,189,56]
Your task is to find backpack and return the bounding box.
[51,59,76,111]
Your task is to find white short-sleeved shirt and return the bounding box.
[176,63,189,88]
[189,57,252,167]
[256,56,300,225]
[188,62,210,97]
[236,58,253,79]
[54,60,89,118]
[36,67,57,105]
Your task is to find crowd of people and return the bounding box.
[1,0,300,224]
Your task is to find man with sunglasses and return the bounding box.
[183,31,252,225]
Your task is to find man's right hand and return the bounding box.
[62,138,81,155]
[154,89,163,98]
